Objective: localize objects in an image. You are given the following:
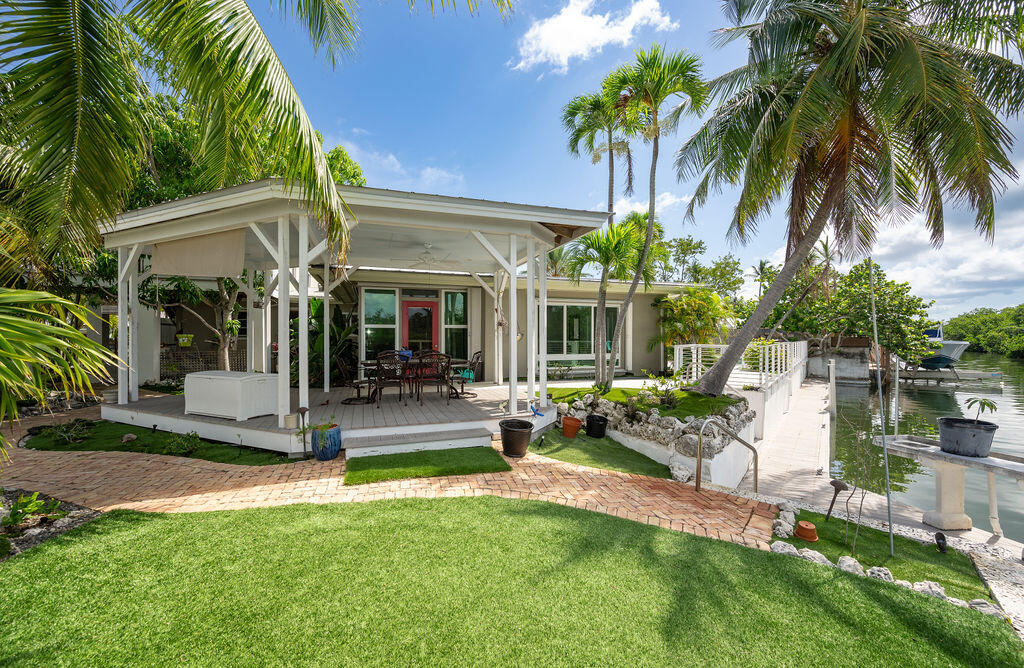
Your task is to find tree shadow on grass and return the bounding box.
[499,498,1021,665]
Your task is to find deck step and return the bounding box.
[343,427,494,458]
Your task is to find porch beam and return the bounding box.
[472,231,513,274]
[508,235,518,414]
[525,236,536,411]
[117,244,140,284]
[538,250,548,406]
[277,215,291,428]
[248,223,279,264]
[470,272,496,300]
[298,215,310,411]
[308,238,328,261]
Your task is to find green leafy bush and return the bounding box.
[159,431,202,457]
[0,535,10,557]
[2,492,46,529]
[47,419,94,445]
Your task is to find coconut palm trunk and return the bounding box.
[696,197,831,395]
[605,111,658,387]
[593,128,616,385]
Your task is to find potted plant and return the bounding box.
[299,419,343,461]
[176,333,194,348]
[937,397,998,458]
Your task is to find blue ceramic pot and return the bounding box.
[311,426,343,461]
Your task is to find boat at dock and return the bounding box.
[918,324,970,371]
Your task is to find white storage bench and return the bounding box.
[184,371,278,421]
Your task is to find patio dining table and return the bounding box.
[357,357,468,401]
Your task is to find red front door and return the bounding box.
[401,301,439,353]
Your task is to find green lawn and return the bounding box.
[344,446,511,485]
[25,420,290,466]
[0,498,1019,665]
[548,386,736,420]
[780,509,990,603]
[531,430,671,478]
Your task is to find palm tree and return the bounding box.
[0,0,510,266]
[563,212,657,385]
[546,246,571,278]
[0,290,116,459]
[563,90,637,224]
[750,259,772,299]
[604,45,706,389]
[676,0,1018,395]
[649,287,731,350]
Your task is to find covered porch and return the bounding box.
[101,179,607,455]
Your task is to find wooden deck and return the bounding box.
[101,384,544,456]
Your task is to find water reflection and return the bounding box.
[831,352,1024,541]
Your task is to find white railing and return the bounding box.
[672,340,809,440]
[671,340,808,390]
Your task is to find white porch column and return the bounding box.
[277,216,291,427]
[624,300,634,374]
[246,269,255,373]
[508,235,518,414]
[116,247,129,404]
[525,236,536,409]
[494,271,503,386]
[262,271,273,373]
[538,250,548,406]
[297,215,310,410]
[128,255,139,401]
[323,267,331,392]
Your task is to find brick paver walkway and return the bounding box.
[3,409,776,549]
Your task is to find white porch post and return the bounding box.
[525,236,536,409]
[246,269,255,373]
[277,216,291,427]
[128,254,139,401]
[494,271,503,386]
[298,215,310,410]
[624,300,634,374]
[538,249,548,406]
[508,235,518,414]
[323,267,331,392]
[117,247,129,404]
[263,271,273,373]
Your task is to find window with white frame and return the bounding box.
[544,303,620,367]
[363,288,397,360]
[442,290,468,359]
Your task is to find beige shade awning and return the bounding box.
[150,229,246,277]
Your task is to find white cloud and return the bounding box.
[418,166,465,191]
[324,135,467,195]
[611,190,691,215]
[511,0,678,74]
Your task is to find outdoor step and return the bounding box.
[343,427,494,451]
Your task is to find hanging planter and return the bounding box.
[176,333,194,348]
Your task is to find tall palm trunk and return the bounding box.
[594,128,615,385]
[606,112,658,389]
[696,196,832,395]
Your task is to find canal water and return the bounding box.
[832,352,1024,543]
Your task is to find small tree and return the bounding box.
[649,287,731,349]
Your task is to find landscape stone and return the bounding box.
[770,541,800,557]
[798,548,834,568]
[968,599,1005,617]
[837,556,865,576]
[912,581,947,600]
[779,510,796,526]
[866,566,894,582]
[947,597,968,608]
[121,433,138,443]
[772,519,794,538]
[894,580,912,589]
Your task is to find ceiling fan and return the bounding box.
[390,243,459,269]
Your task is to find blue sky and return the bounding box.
[256,0,1024,320]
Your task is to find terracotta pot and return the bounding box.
[561,416,582,438]
[794,520,819,542]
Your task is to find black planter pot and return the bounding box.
[585,414,608,439]
[937,417,998,458]
[498,419,532,458]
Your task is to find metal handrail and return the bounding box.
[695,417,758,494]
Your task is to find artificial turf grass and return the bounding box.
[0,498,1019,666]
[343,446,512,485]
[547,386,736,421]
[530,430,671,478]
[779,509,990,603]
[24,420,290,466]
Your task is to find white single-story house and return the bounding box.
[99,179,690,456]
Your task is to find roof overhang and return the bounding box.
[103,179,609,275]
